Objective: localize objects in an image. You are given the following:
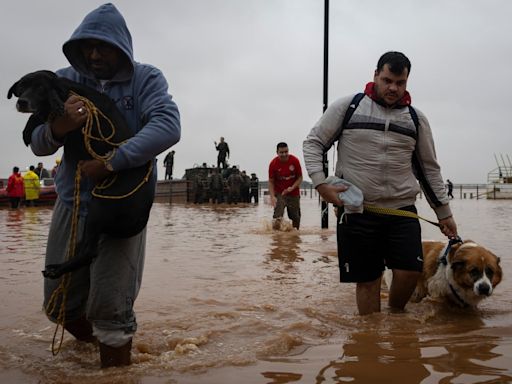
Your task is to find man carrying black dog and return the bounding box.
[28,3,180,367]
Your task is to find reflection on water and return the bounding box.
[319,323,429,384]
[0,198,511,383]
[2,207,51,254]
[267,232,303,267]
[315,312,512,384]
[249,310,512,384]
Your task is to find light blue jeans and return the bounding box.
[44,199,146,343]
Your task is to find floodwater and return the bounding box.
[0,194,511,384]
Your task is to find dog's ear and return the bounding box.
[451,260,466,271]
[47,77,68,115]
[48,89,64,115]
[447,243,462,263]
[7,81,19,99]
[493,258,503,287]
[22,114,45,146]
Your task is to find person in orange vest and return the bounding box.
[6,166,24,208]
[23,165,41,206]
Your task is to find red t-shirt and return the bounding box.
[268,154,302,196]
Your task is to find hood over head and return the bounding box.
[62,3,134,81]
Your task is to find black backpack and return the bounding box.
[333,93,440,202]
[340,93,419,135]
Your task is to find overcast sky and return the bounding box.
[1,0,511,183]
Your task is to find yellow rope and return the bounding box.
[363,205,440,227]
[45,168,81,355]
[45,93,152,354]
[73,92,153,199]
[74,92,123,163]
[92,160,153,199]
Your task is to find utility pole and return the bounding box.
[321,0,329,228]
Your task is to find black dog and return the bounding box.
[8,70,154,279]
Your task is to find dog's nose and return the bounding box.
[16,99,30,112]
[478,284,491,296]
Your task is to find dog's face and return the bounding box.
[7,70,66,115]
[448,241,502,298]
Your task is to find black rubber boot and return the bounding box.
[64,316,96,343]
[99,339,132,368]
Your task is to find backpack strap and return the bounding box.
[408,105,420,131]
[327,93,365,149]
[342,93,366,131]
[331,94,421,149]
[409,104,442,206]
[408,104,421,172]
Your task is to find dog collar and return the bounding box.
[449,283,469,308]
[438,236,463,266]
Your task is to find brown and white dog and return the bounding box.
[410,239,502,308]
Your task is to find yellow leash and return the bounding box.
[45,93,152,354]
[363,205,440,227]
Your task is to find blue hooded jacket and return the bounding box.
[30,3,181,214]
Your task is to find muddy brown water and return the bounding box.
[0,195,511,383]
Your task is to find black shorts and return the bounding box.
[336,205,423,283]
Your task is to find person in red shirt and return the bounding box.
[6,166,25,209]
[268,142,303,229]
